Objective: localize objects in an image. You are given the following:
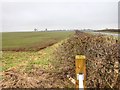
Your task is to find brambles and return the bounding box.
[54,31,119,88]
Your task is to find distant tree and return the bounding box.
[45,28,47,31]
[34,28,37,32]
[106,28,108,30]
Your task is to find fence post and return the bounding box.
[75,55,86,90]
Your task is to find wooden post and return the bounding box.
[75,55,86,90]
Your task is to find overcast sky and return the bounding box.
[1,0,119,32]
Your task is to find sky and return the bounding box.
[1,0,119,32]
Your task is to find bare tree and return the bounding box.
[45,28,47,31]
[34,28,37,32]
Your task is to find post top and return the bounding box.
[75,55,86,60]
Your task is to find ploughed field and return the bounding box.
[2,31,73,51]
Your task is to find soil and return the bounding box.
[1,66,74,88]
[2,42,57,52]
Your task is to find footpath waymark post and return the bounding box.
[75,55,86,90]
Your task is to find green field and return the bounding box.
[2,31,74,71]
[2,31,74,51]
[1,31,74,88]
[2,43,56,72]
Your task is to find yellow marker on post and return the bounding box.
[75,55,86,90]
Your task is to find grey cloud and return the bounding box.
[2,1,118,32]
